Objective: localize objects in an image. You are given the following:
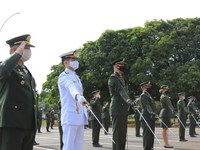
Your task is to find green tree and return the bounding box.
[40,18,200,109]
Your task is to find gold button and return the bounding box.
[20,80,25,85]
[15,106,18,109]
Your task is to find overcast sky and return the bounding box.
[0,0,199,92]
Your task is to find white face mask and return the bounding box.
[69,60,79,70]
[21,49,32,62]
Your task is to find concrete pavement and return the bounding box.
[34,126,200,150]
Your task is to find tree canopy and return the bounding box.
[39,18,200,110]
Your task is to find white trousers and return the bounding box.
[62,124,84,150]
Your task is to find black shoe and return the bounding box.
[136,135,142,137]
[194,133,199,135]
[105,132,111,135]
[164,145,174,148]
[33,142,39,145]
[38,131,42,133]
[190,135,196,137]
[97,144,102,147]
[47,130,51,132]
[93,143,103,147]
[180,139,188,142]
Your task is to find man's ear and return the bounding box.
[64,59,70,66]
[63,60,67,66]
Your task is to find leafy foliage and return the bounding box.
[40,18,200,110]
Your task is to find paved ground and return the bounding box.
[34,126,200,150]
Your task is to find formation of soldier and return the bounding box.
[1,34,200,150]
[138,85,199,149]
[107,58,200,150]
[57,55,200,150]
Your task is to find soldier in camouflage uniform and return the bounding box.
[50,109,55,129]
[46,109,51,132]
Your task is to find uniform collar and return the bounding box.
[114,72,121,78]
[65,68,76,74]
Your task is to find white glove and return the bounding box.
[77,95,89,106]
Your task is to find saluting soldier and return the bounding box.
[0,35,37,150]
[108,58,132,150]
[140,82,157,150]
[90,90,103,147]
[187,96,198,137]
[177,92,188,142]
[102,101,110,135]
[159,85,175,148]
[134,95,142,137]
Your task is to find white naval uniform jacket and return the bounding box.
[58,68,88,126]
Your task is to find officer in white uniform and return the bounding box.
[58,50,89,150]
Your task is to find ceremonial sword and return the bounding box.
[192,114,200,128]
[85,104,116,144]
[158,117,176,137]
[131,104,162,146]
[175,115,186,129]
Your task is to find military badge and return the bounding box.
[20,80,25,85]
[73,80,76,83]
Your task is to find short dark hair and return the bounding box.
[61,57,71,65]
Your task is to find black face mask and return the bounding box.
[118,66,126,73]
[146,87,151,93]
[165,90,170,94]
